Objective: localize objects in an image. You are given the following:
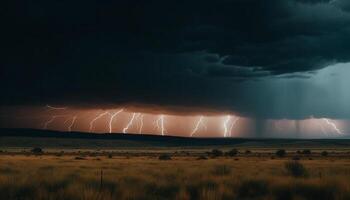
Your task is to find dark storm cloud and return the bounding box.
[332,0,350,12]
[1,0,350,119]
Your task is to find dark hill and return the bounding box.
[0,128,349,149]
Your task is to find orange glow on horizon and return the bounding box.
[0,105,347,138]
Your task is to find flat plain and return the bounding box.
[1,147,350,200]
[1,130,350,200]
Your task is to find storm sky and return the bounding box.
[1,0,350,137]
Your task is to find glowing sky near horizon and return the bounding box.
[0,106,348,138]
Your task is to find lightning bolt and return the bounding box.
[317,120,328,136]
[108,109,124,133]
[67,116,77,132]
[191,116,207,137]
[43,116,58,129]
[136,113,144,134]
[43,115,68,129]
[223,115,231,137]
[123,112,137,134]
[89,111,109,132]
[46,105,67,111]
[322,118,343,135]
[309,116,328,137]
[229,117,239,137]
[154,115,166,136]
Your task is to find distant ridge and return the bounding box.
[0,128,350,148]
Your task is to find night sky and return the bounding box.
[1,0,350,137]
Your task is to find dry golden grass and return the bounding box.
[1,153,350,200]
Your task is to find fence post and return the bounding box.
[100,169,103,190]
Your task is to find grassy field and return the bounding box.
[1,148,350,200]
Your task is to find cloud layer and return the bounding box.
[1,0,350,119]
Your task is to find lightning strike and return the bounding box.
[89,111,109,132]
[46,105,67,110]
[223,115,231,137]
[322,118,343,135]
[154,115,166,136]
[316,120,328,136]
[310,116,328,136]
[108,109,124,133]
[136,114,144,134]
[229,117,239,137]
[43,115,67,129]
[67,116,77,132]
[190,116,207,137]
[123,112,137,133]
[43,116,58,129]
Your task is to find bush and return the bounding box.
[211,149,223,157]
[245,150,252,154]
[292,156,300,161]
[226,149,239,157]
[321,151,328,157]
[31,147,43,154]
[74,156,86,160]
[276,149,286,157]
[197,155,208,160]
[285,161,308,177]
[302,149,312,155]
[158,154,172,160]
[56,151,64,157]
[107,154,113,159]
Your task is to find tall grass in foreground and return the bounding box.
[0,155,350,200]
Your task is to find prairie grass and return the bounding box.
[0,154,350,200]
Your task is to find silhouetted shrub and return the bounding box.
[56,151,64,157]
[75,156,86,160]
[107,154,113,159]
[197,155,208,160]
[285,161,308,177]
[31,147,43,154]
[276,149,286,157]
[302,149,312,155]
[158,154,172,160]
[321,151,328,157]
[211,149,223,157]
[226,149,239,157]
[292,156,300,161]
[245,150,252,154]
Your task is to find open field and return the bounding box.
[1,129,350,200]
[1,149,350,200]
